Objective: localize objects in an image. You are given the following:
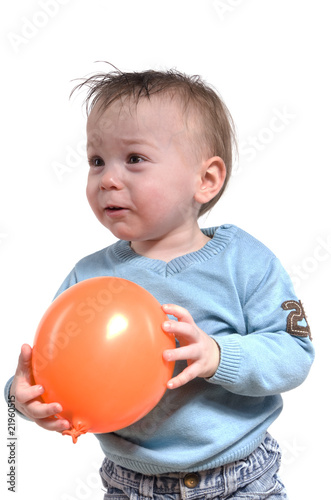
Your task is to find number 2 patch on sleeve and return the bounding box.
[281,300,312,340]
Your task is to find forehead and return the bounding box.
[86,95,204,153]
[86,94,204,160]
[87,95,185,131]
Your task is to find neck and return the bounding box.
[130,225,210,263]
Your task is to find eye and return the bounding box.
[128,155,144,164]
[88,156,104,168]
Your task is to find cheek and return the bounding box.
[86,179,98,211]
[137,183,168,208]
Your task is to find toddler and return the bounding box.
[6,67,314,499]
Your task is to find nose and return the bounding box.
[100,165,123,191]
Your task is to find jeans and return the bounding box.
[99,433,288,499]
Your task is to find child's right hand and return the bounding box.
[10,344,71,433]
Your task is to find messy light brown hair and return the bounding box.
[71,65,237,217]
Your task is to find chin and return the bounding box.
[102,225,134,242]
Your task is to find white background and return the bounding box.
[0,1,330,499]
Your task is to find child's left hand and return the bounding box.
[161,304,220,389]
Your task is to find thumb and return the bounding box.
[15,344,33,377]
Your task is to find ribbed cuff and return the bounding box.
[207,335,242,386]
[4,376,14,402]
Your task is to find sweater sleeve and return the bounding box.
[208,257,315,396]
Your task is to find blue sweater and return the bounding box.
[53,225,314,473]
[8,225,315,474]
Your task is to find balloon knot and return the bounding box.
[62,423,88,444]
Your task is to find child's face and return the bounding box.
[86,96,205,247]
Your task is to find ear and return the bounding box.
[194,156,226,205]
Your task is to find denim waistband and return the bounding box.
[99,433,283,499]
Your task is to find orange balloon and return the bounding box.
[32,277,175,443]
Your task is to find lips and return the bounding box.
[104,205,128,217]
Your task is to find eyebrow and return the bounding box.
[87,136,158,151]
[118,137,158,149]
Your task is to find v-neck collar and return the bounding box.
[112,225,236,276]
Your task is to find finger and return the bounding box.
[163,344,199,363]
[162,319,198,343]
[15,383,45,405]
[15,344,33,377]
[26,401,63,421]
[162,304,195,324]
[167,365,198,390]
[35,416,71,433]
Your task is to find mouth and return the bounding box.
[104,205,127,217]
